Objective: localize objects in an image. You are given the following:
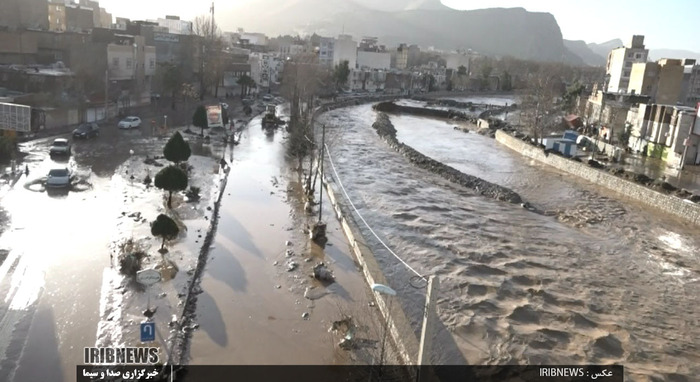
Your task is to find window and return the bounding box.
[624,71,630,77]
[635,53,642,59]
[112,57,119,68]
[627,52,633,58]
[625,61,632,68]
[149,59,155,69]
[126,58,132,69]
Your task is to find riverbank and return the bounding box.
[495,130,700,226]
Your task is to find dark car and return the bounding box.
[73,123,100,139]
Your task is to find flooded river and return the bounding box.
[317,104,700,381]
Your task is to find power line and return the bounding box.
[324,143,427,284]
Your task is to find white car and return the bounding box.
[46,168,72,188]
[49,138,71,156]
[118,116,142,129]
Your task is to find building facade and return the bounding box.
[395,44,408,70]
[679,60,700,107]
[0,0,49,31]
[155,16,192,35]
[626,103,700,166]
[606,35,649,94]
[318,37,334,67]
[333,35,357,69]
[357,51,390,70]
[629,59,684,104]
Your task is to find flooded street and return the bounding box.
[0,134,134,381]
[318,104,700,381]
[187,108,374,364]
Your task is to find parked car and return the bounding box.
[118,116,142,129]
[46,168,71,188]
[49,138,71,156]
[73,123,100,139]
[262,94,273,101]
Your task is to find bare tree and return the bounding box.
[192,15,226,99]
[519,64,563,143]
[281,54,332,199]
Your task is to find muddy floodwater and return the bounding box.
[317,104,700,381]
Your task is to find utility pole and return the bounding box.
[104,69,110,120]
[318,124,325,223]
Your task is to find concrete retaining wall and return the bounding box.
[495,130,700,226]
[321,173,420,366]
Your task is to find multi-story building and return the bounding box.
[395,44,408,70]
[239,33,268,46]
[679,59,700,107]
[65,3,95,32]
[48,1,67,32]
[279,43,306,58]
[605,35,649,93]
[348,68,386,91]
[318,37,334,67]
[250,53,282,89]
[626,103,700,166]
[357,51,391,70]
[0,0,49,31]
[443,51,473,72]
[629,59,684,104]
[154,16,192,35]
[333,35,357,69]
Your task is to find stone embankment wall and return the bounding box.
[372,112,524,204]
[495,130,700,226]
[373,101,474,122]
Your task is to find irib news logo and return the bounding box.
[84,347,159,364]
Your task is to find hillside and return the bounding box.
[587,39,623,60]
[563,39,606,66]
[220,3,585,65]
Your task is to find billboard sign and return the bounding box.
[0,102,31,132]
[206,105,223,128]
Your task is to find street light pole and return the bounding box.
[371,283,397,371]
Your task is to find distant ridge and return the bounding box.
[221,3,585,64]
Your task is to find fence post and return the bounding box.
[417,275,439,381]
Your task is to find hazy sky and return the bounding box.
[96,0,700,52]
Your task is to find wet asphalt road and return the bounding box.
[0,121,183,382]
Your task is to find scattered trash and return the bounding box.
[312,262,334,283]
[273,261,279,266]
[286,261,298,272]
[275,285,282,289]
[368,301,376,307]
[302,312,310,320]
[285,249,294,257]
[285,240,292,246]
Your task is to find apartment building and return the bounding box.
[629,59,684,105]
[606,35,649,93]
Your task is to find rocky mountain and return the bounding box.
[221,3,585,65]
[649,48,700,61]
[563,40,606,66]
[586,39,623,60]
